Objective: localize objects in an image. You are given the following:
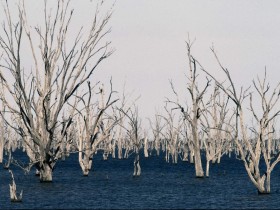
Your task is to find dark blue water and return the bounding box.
[1,151,280,209]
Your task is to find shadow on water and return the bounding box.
[1,150,280,209]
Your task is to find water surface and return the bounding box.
[1,151,280,209]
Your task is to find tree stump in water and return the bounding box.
[8,170,23,202]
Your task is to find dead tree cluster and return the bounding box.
[1,1,280,204]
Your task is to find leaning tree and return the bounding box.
[0,0,113,181]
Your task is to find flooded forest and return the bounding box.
[0,0,280,209]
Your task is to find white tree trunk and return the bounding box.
[78,137,93,176]
[192,123,204,177]
[9,170,23,202]
[0,138,3,164]
[80,158,93,176]
[111,139,116,159]
[39,163,52,182]
[182,151,188,161]
[265,172,271,194]
[206,160,210,177]
[189,151,194,164]
[155,137,160,156]
[117,139,123,159]
[144,137,149,158]
[117,125,123,159]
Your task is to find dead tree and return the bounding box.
[148,112,165,156]
[166,38,210,177]
[114,87,132,159]
[0,108,4,164]
[180,120,193,162]
[75,81,118,176]
[201,48,280,194]
[120,105,143,177]
[200,85,234,177]
[160,106,183,164]
[0,0,113,181]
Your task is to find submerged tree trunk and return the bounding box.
[0,126,3,164]
[206,160,210,177]
[0,146,4,163]
[192,118,204,178]
[133,151,141,177]
[78,135,93,176]
[4,149,12,169]
[256,171,271,194]
[9,170,23,202]
[0,140,3,164]
[117,123,124,159]
[194,150,204,178]
[80,157,93,176]
[79,149,93,176]
[182,150,188,161]
[189,150,194,164]
[118,140,123,159]
[155,137,160,156]
[144,137,149,158]
[265,172,271,194]
[39,162,53,182]
[217,152,222,164]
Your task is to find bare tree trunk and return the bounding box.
[124,147,129,159]
[111,139,116,159]
[155,138,160,156]
[39,162,53,182]
[165,145,169,163]
[78,131,93,176]
[0,115,4,164]
[206,160,210,177]
[4,149,12,169]
[182,149,188,161]
[9,170,23,202]
[192,117,204,177]
[0,137,3,164]
[118,140,123,159]
[194,150,204,177]
[217,151,222,164]
[144,137,149,158]
[265,172,271,194]
[189,149,194,164]
[133,150,141,177]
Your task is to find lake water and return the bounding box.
[1,151,280,209]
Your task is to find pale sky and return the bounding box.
[103,0,280,125]
[2,0,280,128]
